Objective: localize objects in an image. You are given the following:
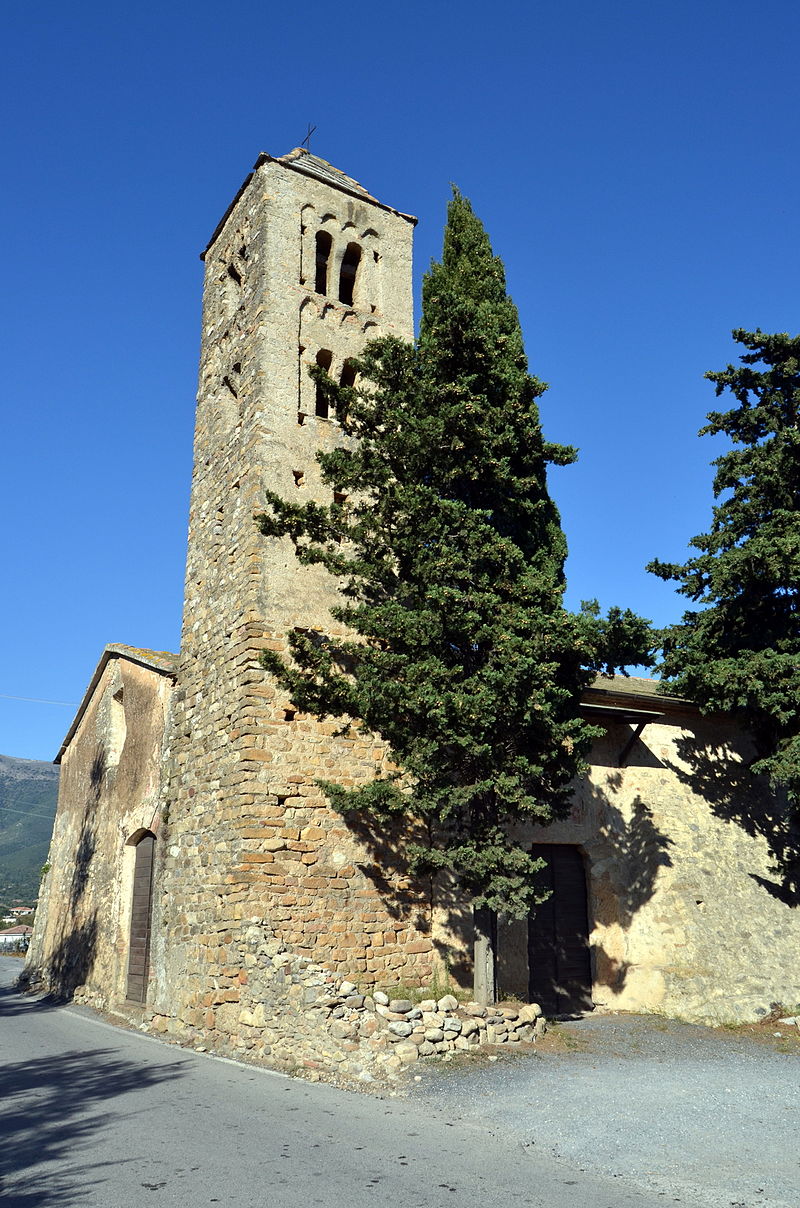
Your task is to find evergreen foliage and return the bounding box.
[258,191,651,919]
[649,329,800,806]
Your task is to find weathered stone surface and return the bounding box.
[437,994,459,1012]
[239,1003,266,1027]
[395,1042,419,1064]
[328,1020,356,1041]
[389,999,414,1014]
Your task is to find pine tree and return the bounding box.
[258,191,651,997]
[649,329,800,897]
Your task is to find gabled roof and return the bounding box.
[277,147,378,200]
[202,147,417,259]
[55,644,178,765]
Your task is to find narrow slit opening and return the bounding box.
[338,242,362,306]
[315,349,333,418]
[315,231,333,295]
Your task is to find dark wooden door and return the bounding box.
[528,844,593,1014]
[126,832,155,1003]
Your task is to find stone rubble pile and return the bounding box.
[309,980,546,1071]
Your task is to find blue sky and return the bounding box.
[2,0,799,760]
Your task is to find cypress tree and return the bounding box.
[649,329,800,898]
[258,191,651,996]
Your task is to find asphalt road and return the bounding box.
[1,957,690,1208]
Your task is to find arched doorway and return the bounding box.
[126,830,156,1003]
[528,844,593,1014]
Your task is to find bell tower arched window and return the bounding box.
[315,349,333,418]
[339,360,357,390]
[338,242,362,306]
[315,231,332,295]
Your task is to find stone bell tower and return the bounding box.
[153,150,436,1029]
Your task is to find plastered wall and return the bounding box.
[26,657,173,1004]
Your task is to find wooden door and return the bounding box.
[126,832,155,1003]
[528,844,593,1014]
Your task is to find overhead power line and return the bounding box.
[0,804,58,821]
[0,693,77,707]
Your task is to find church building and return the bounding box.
[26,151,800,1064]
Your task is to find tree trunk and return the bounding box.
[472,905,496,1006]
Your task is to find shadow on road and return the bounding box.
[0,969,69,1017]
[0,1041,185,1206]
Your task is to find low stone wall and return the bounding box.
[146,919,545,1083]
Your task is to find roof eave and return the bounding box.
[582,677,697,716]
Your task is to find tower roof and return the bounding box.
[276,147,379,202]
[202,148,416,259]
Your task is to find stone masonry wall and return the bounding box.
[152,153,437,1036]
[145,919,545,1085]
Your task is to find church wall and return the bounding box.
[489,703,800,1024]
[25,657,173,1005]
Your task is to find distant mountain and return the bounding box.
[0,754,59,903]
